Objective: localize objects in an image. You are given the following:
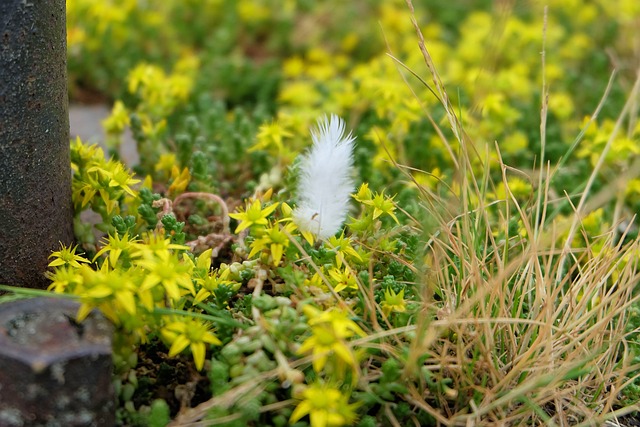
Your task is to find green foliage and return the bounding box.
[160,214,186,244]
[24,0,640,425]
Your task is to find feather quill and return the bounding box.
[293,114,356,240]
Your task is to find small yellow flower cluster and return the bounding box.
[102,101,129,135]
[577,117,640,168]
[70,137,141,219]
[349,183,400,234]
[304,237,367,298]
[290,381,360,427]
[67,0,139,49]
[47,237,236,370]
[250,120,295,159]
[229,195,298,267]
[297,305,366,374]
[491,177,534,205]
[161,317,221,371]
[291,306,366,427]
[128,57,198,118]
[381,288,406,318]
[103,56,199,146]
[553,208,610,252]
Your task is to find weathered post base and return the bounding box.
[0,298,115,427]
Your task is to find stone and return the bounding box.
[0,298,115,427]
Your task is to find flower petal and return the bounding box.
[168,335,190,357]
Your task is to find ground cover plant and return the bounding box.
[3,0,640,425]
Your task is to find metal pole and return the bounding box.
[0,0,74,289]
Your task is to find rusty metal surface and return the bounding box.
[0,298,115,427]
[0,0,74,289]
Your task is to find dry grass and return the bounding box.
[385,1,640,425]
[398,168,640,425]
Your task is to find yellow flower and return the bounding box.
[229,199,279,233]
[108,160,140,197]
[494,177,532,202]
[305,306,366,337]
[298,306,366,373]
[325,234,362,268]
[138,253,195,302]
[128,63,160,95]
[248,222,297,266]
[76,264,139,323]
[625,178,640,201]
[155,153,177,177]
[352,183,372,203]
[237,2,270,23]
[127,60,196,119]
[74,174,100,208]
[161,318,222,370]
[102,100,130,135]
[168,74,193,102]
[48,243,90,269]
[290,381,360,427]
[167,166,191,196]
[327,267,358,293]
[362,192,399,224]
[133,232,189,261]
[191,251,240,304]
[94,232,138,267]
[303,272,324,291]
[46,266,83,294]
[70,137,105,170]
[581,208,607,238]
[193,269,239,305]
[380,288,406,317]
[140,116,167,139]
[283,56,305,78]
[190,248,213,274]
[279,81,321,107]
[67,27,86,50]
[250,120,293,154]
[500,131,528,155]
[88,159,140,198]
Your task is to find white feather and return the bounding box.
[293,114,356,240]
